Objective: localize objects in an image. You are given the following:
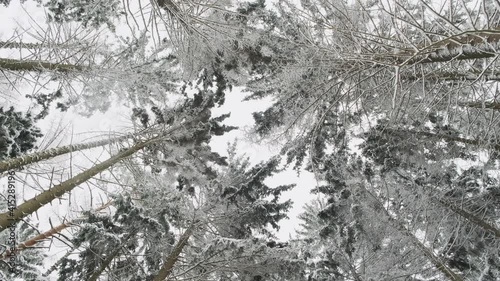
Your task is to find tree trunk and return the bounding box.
[152,224,195,281]
[360,185,464,281]
[398,29,500,65]
[0,116,201,173]
[394,171,500,239]
[0,139,154,232]
[0,200,112,259]
[0,41,45,50]
[401,71,500,82]
[0,57,85,72]
[3,222,70,259]
[86,246,123,281]
[458,101,500,111]
[0,134,133,173]
[437,198,500,238]
[344,255,363,281]
[0,41,86,50]
[156,0,181,14]
[384,128,500,152]
[86,232,134,281]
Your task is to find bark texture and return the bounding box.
[0,200,112,259]
[0,140,152,232]
[152,224,195,281]
[0,57,85,72]
[0,134,132,173]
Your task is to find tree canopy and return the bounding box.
[0,0,500,280]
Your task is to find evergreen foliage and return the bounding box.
[25,89,70,121]
[56,195,175,281]
[4,0,500,279]
[54,145,298,279]
[45,0,123,30]
[0,199,46,280]
[0,107,43,161]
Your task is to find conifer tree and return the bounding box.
[0,107,43,161]
[297,151,465,281]
[52,143,302,280]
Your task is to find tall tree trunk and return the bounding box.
[384,128,500,151]
[86,246,123,281]
[437,198,500,238]
[0,41,45,50]
[395,171,500,238]
[152,224,195,281]
[341,251,363,281]
[0,117,200,173]
[2,222,70,259]
[458,101,500,111]
[360,185,464,281]
[401,71,500,82]
[0,200,112,259]
[0,139,155,232]
[0,57,85,72]
[86,232,134,281]
[398,29,500,65]
[0,41,85,50]
[0,134,133,173]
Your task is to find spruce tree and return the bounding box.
[0,107,43,161]
[53,143,302,280]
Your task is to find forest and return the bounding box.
[0,0,499,280]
